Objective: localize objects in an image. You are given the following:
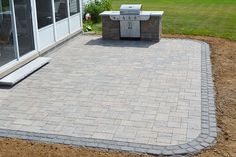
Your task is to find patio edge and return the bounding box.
[0,40,217,156]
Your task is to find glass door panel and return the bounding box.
[14,0,34,57]
[36,0,53,29]
[54,0,68,22]
[69,0,80,16]
[0,0,16,66]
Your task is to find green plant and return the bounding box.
[1,0,10,11]
[83,21,93,32]
[101,0,112,11]
[84,0,112,23]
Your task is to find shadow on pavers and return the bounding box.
[85,37,157,48]
[0,84,13,89]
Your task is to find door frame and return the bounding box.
[0,0,38,78]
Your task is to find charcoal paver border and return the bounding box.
[0,39,217,156]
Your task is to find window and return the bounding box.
[14,0,35,56]
[69,0,80,16]
[0,0,16,66]
[36,0,53,29]
[54,0,68,22]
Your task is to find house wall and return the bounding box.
[0,0,83,78]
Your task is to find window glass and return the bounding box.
[54,0,68,22]
[14,0,35,56]
[69,0,80,16]
[36,0,53,29]
[0,0,16,66]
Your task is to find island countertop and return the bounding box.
[100,11,164,16]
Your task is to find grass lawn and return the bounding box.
[92,0,236,40]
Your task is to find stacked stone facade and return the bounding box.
[141,16,162,42]
[102,16,120,40]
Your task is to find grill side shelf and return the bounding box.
[109,15,150,21]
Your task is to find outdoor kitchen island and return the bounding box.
[100,4,164,41]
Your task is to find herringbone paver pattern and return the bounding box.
[0,36,202,146]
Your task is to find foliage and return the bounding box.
[83,21,93,32]
[100,0,112,11]
[83,21,102,34]
[1,0,9,11]
[84,0,112,23]
[91,22,102,34]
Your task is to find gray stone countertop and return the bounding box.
[100,11,164,16]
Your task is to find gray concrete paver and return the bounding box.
[0,36,216,155]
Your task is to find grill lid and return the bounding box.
[120,4,142,15]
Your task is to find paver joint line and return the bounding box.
[0,36,217,155]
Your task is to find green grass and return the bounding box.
[94,0,236,40]
[92,23,102,34]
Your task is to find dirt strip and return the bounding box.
[0,34,236,157]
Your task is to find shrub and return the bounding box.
[101,0,112,11]
[84,0,112,23]
[2,0,10,11]
[83,21,93,32]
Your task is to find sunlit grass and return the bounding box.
[92,0,236,40]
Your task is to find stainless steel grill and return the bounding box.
[120,4,142,15]
[119,4,146,38]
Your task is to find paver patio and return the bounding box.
[0,35,216,155]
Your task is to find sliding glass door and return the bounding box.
[0,0,35,68]
[14,0,35,56]
[0,0,15,66]
[1,0,83,75]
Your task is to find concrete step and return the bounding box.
[0,57,51,86]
